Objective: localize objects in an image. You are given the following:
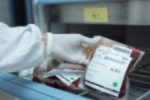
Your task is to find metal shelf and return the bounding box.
[37,0,123,4]
[0,73,88,100]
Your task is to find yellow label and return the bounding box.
[84,7,108,23]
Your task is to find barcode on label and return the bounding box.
[113,46,131,55]
[104,56,125,65]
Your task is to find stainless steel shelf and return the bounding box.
[37,0,123,4]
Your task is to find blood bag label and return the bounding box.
[85,46,132,97]
[43,69,84,86]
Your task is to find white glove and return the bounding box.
[51,34,101,65]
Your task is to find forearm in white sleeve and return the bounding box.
[0,22,53,72]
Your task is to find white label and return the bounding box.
[113,45,132,56]
[43,69,84,86]
[85,46,132,97]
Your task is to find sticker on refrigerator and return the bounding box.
[84,7,108,23]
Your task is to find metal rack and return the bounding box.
[129,48,150,90]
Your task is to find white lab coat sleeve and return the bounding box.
[0,23,52,72]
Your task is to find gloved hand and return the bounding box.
[51,34,100,65]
